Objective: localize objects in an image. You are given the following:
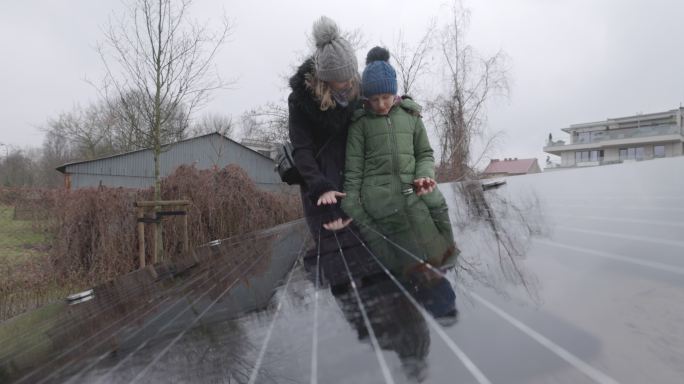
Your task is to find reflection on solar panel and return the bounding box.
[1,157,683,383]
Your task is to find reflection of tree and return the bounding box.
[449,181,544,299]
[0,266,169,383]
[205,235,276,302]
[150,317,256,384]
[1,222,304,383]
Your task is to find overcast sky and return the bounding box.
[1,0,683,167]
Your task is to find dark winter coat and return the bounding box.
[341,98,456,274]
[288,58,358,237]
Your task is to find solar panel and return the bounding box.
[1,157,683,383]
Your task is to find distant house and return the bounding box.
[543,107,684,168]
[56,132,288,193]
[481,158,542,178]
[240,138,278,160]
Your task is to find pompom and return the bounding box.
[365,46,390,65]
[312,16,340,48]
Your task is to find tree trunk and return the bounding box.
[154,144,163,262]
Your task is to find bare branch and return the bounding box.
[391,19,436,96]
[428,0,510,182]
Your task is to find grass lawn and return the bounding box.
[0,204,57,320]
[0,205,48,265]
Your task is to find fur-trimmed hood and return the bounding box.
[288,58,316,96]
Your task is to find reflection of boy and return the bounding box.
[341,47,458,275]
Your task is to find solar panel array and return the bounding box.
[1,157,683,383]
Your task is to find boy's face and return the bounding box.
[367,93,395,115]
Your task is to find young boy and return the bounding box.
[341,47,457,276]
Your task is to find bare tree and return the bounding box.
[107,89,190,152]
[97,0,232,260]
[240,101,289,144]
[46,103,116,160]
[343,28,368,52]
[39,129,75,187]
[429,1,509,182]
[391,20,437,97]
[187,113,234,166]
[0,149,36,187]
[189,113,233,138]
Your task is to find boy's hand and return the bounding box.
[323,218,353,231]
[413,177,436,196]
[317,190,346,206]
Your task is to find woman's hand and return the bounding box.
[413,177,436,196]
[317,190,346,206]
[323,217,353,231]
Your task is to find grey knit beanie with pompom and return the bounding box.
[312,16,358,82]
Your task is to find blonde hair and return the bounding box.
[305,72,360,111]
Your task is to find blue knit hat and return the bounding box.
[361,47,397,97]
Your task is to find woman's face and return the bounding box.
[328,79,353,92]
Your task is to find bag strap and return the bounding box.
[286,127,342,160]
[313,130,340,159]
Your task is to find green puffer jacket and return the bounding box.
[341,98,456,274]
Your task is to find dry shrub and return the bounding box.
[48,187,141,282]
[0,256,70,321]
[0,187,23,205]
[47,164,301,282]
[161,164,301,257]
[11,189,60,221]
[1,165,301,320]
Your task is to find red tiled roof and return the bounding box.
[482,158,538,175]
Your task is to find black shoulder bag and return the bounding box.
[275,134,339,186]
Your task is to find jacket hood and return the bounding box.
[289,58,315,97]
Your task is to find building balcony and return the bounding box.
[573,124,680,144]
[544,124,683,154]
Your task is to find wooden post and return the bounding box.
[152,220,158,264]
[135,200,191,269]
[182,213,189,253]
[137,208,146,268]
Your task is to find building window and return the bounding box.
[627,147,636,160]
[654,145,665,158]
[589,150,603,162]
[578,132,591,143]
[635,147,645,160]
[576,150,603,163]
[620,147,647,161]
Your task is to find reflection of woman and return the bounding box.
[334,274,431,382]
[287,16,360,239]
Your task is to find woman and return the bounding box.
[288,16,359,241]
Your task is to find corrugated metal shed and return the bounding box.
[56,133,288,193]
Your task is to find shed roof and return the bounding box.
[56,132,271,173]
[482,158,538,175]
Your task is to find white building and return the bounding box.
[544,107,684,168]
[240,138,278,160]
